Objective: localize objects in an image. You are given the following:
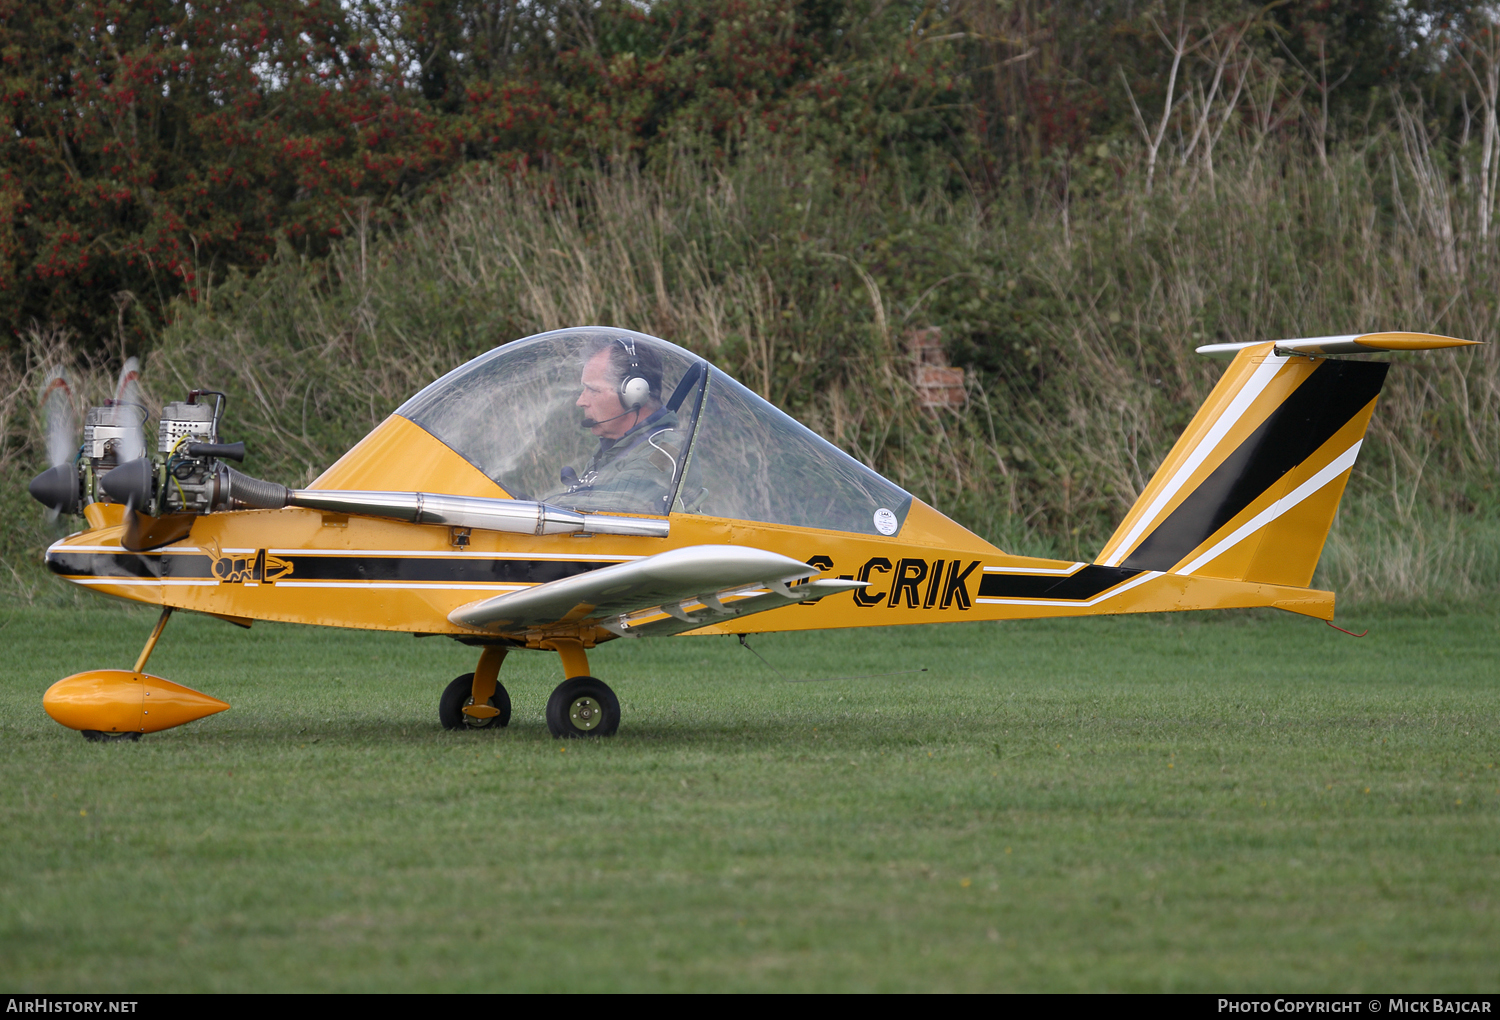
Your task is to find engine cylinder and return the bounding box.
[83,405,145,470]
[158,401,216,452]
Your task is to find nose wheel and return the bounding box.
[82,730,142,743]
[546,676,620,738]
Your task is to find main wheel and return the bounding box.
[545,676,620,738]
[439,672,512,731]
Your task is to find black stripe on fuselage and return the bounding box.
[978,564,1143,600]
[46,552,214,579]
[281,557,608,584]
[46,551,613,584]
[1122,358,1388,572]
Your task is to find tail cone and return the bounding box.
[43,670,229,736]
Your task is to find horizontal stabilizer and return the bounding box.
[448,544,845,634]
[1198,331,1480,359]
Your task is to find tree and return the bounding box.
[0,0,448,348]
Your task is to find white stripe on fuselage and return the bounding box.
[48,542,638,564]
[272,582,529,592]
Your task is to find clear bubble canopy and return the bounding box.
[395,327,913,537]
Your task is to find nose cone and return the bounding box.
[100,456,154,508]
[43,670,229,735]
[29,463,79,514]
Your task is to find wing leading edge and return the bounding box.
[448,544,866,638]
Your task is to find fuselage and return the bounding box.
[49,485,1330,645]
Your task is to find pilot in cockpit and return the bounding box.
[544,337,684,514]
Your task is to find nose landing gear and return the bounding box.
[44,606,231,741]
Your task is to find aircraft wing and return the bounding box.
[447,544,865,637]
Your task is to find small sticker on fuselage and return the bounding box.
[873,508,898,535]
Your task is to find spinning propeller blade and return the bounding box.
[113,357,146,463]
[36,368,79,521]
[41,367,77,470]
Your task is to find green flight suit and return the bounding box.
[548,408,684,514]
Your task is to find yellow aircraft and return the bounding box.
[28,327,1481,741]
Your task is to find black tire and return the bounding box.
[545,676,620,738]
[439,672,512,731]
[81,730,141,743]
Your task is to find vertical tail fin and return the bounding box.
[1095,341,1389,588]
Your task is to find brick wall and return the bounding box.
[908,327,965,409]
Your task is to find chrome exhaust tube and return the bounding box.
[285,489,670,538]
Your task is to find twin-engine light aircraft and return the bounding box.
[30,326,1481,740]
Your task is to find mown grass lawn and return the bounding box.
[1,602,1496,992]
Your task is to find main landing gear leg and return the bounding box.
[439,645,512,731]
[542,638,620,739]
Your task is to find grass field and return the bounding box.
[1,602,1497,992]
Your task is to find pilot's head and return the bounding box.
[578,337,664,439]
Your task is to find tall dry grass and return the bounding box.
[5,131,1497,604]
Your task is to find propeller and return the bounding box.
[29,367,80,519]
[112,357,147,464]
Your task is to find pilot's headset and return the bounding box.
[616,337,652,410]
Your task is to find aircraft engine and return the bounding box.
[28,380,289,540]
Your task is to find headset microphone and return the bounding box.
[581,407,640,429]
